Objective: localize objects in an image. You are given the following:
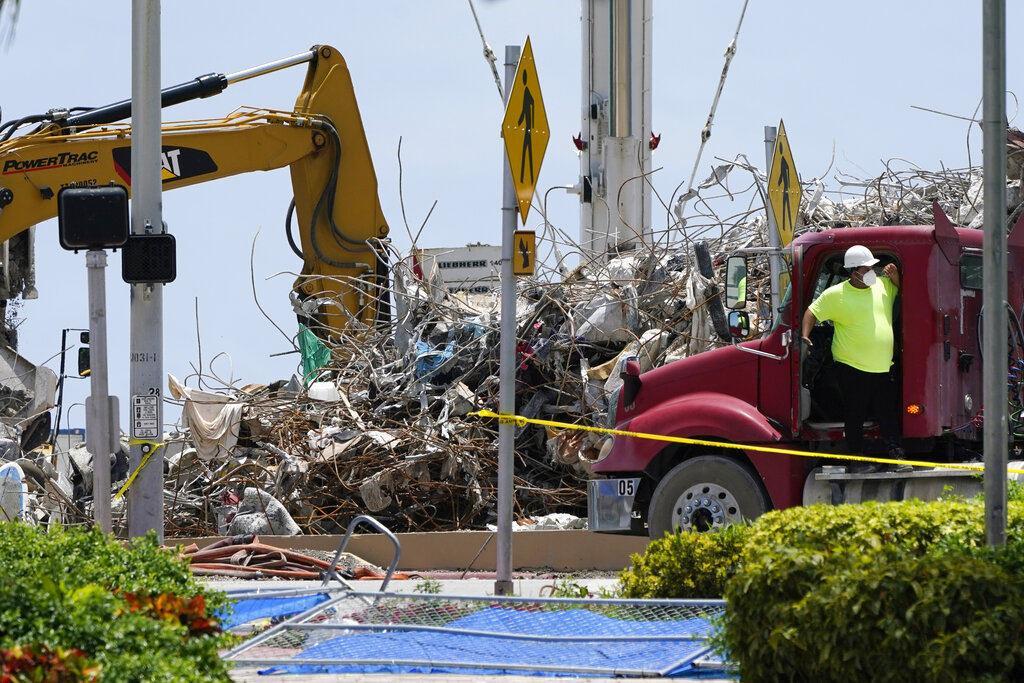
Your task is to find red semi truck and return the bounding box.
[588,204,1024,538]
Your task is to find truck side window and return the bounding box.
[960,253,983,290]
[811,256,848,302]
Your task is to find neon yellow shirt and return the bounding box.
[807,278,898,373]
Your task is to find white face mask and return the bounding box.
[858,269,878,287]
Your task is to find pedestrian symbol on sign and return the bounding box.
[517,70,535,184]
[776,142,793,236]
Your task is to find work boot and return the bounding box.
[888,446,912,473]
[849,457,880,474]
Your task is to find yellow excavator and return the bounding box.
[0,44,390,346]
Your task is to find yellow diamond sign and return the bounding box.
[502,37,549,226]
[767,120,801,247]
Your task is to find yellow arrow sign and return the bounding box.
[767,120,801,247]
[512,230,536,276]
[502,37,550,226]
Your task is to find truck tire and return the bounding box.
[648,455,770,538]
[694,241,729,340]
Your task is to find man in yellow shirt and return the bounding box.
[800,245,909,473]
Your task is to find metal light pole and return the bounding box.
[128,0,165,540]
[85,251,114,532]
[982,0,1008,547]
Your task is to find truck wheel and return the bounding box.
[648,455,769,538]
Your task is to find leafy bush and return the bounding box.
[741,499,1024,557]
[706,500,1024,681]
[0,522,233,682]
[1,644,99,682]
[718,541,1024,682]
[618,523,749,598]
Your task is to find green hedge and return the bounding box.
[719,540,1024,682]
[0,522,233,682]
[619,500,1024,681]
[741,499,1024,556]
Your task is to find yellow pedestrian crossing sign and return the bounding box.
[767,120,801,247]
[513,230,536,276]
[502,37,549,226]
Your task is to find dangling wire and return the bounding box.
[467,0,504,103]
[670,0,751,241]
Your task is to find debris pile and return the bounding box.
[3,154,1022,536]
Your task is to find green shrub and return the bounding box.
[709,500,1024,682]
[616,499,1024,679]
[742,499,1022,557]
[0,522,233,682]
[617,523,749,598]
[718,541,1024,682]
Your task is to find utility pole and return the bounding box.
[982,0,1008,547]
[128,0,165,540]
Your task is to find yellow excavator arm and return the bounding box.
[0,45,390,342]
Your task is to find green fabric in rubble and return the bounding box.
[298,324,331,386]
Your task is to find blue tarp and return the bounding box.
[260,606,724,678]
[414,340,456,380]
[217,592,330,631]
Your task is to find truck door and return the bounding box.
[752,245,800,437]
[797,245,904,444]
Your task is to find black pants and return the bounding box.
[834,361,900,454]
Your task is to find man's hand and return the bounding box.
[883,263,900,289]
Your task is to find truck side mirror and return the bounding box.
[725,256,747,309]
[619,357,642,407]
[728,311,751,339]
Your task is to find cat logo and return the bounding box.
[161,149,182,180]
[112,145,218,185]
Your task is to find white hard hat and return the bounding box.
[844,245,879,269]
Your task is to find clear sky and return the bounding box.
[2,1,1020,434]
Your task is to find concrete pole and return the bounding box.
[982,0,1008,547]
[128,0,165,541]
[85,250,112,533]
[495,44,521,596]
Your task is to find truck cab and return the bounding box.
[589,205,1024,538]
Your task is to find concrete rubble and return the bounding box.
[2,141,1023,537]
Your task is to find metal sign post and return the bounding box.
[766,120,801,305]
[496,38,550,595]
[495,44,521,597]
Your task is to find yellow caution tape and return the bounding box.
[469,409,1024,475]
[115,440,166,501]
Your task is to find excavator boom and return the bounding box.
[0,45,390,341]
